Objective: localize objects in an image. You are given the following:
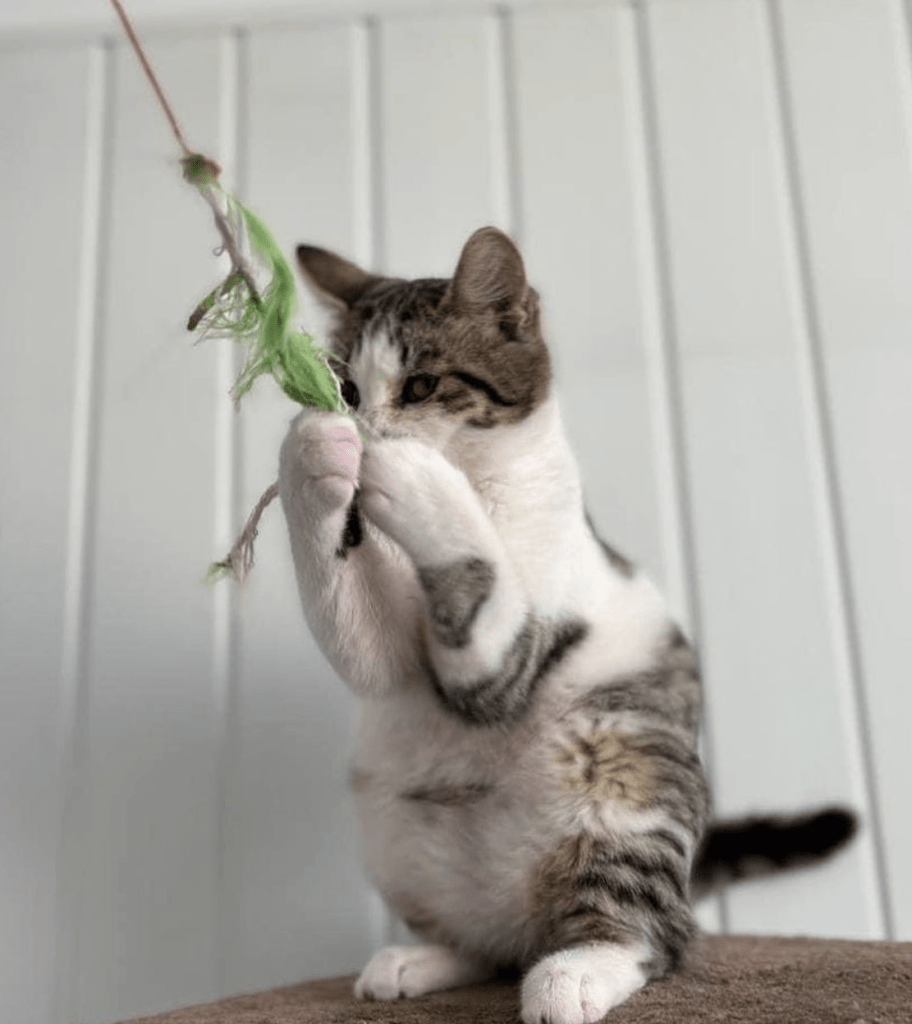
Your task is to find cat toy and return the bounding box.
[109,0,349,580]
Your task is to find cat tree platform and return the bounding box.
[119,934,910,1024]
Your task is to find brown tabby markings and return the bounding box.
[529,834,638,962]
[296,229,715,990]
[327,278,551,430]
[430,619,588,727]
[417,558,496,649]
[579,628,703,740]
[555,730,658,809]
[401,781,494,807]
[529,831,695,972]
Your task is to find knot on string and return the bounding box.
[182,153,222,187]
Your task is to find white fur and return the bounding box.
[520,943,649,1024]
[279,350,686,1011]
[279,409,419,695]
[349,326,404,430]
[360,434,530,685]
[354,944,492,1000]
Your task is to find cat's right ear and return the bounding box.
[296,245,381,310]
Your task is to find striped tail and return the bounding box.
[690,806,858,899]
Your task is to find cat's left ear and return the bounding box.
[450,227,527,309]
[296,244,382,310]
[448,227,537,339]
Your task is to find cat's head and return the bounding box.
[296,227,552,449]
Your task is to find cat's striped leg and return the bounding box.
[521,811,702,1023]
[279,409,417,694]
[359,436,583,725]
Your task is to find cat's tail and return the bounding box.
[690,806,858,899]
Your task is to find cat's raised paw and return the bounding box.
[520,944,648,1024]
[279,409,362,511]
[354,944,490,1001]
[359,438,484,564]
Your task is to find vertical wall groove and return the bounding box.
[351,18,375,269]
[212,26,246,996]
[764,0,892,939]
[899,0,912,157]
[352,15,384,271]
[53,38,113,1024]
[486,6,521,240]
[350,13,397,950]
[623,0,727,931]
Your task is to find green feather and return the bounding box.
[186,161,346,414]
[232,204,345,411]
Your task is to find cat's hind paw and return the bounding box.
[354,944,490,1001]
[521,943,648,1024]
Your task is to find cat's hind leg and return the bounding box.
[521,820,700,1023]
[354,944,492,1001]
[520,942,649,1024]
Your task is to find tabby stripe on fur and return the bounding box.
[401,781,494,806]
[450,371,517,408]
[286,229,857,1023]
[643,828,689,862]
[635,734,707,837]
[532,832,695,974]
[578,628,702,738]
[418,558,496,648]
[430,619,588,726]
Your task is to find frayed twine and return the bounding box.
[183,160,346,414]
[207,481,280,584]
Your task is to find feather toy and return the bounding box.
[109,0,349,580]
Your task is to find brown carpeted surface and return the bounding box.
[120,935,912,1024]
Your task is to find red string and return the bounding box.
[108,0,195,160]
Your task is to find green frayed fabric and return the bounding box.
[233,205,345,410]
[185,157,346,414]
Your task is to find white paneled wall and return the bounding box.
[1,2,909,1022]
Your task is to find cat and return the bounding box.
[278,227,856,1024]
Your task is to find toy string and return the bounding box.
[109,0,196,159]
[109,0,351,579]
[108,0,346,414]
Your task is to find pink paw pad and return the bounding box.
[325,426,362,482]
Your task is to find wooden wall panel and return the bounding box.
[74,35,224,1023]
[0,42,96,1024]
[511,5,669,591]
[776,0,912,940]
[223,21,378,995]
[644,0,880,937]
[1,4,911,1022]
[379,10,505,275]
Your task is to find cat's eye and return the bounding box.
[341,379,360,410]
[401,374,439,404]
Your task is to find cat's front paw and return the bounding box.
[359,438,483,565]
[279,409,361,512]
[354,944,490,1001]
[521,944,647,1024]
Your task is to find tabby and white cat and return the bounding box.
[279,227,854,1024]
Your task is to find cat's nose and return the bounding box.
[356,407,384,438]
